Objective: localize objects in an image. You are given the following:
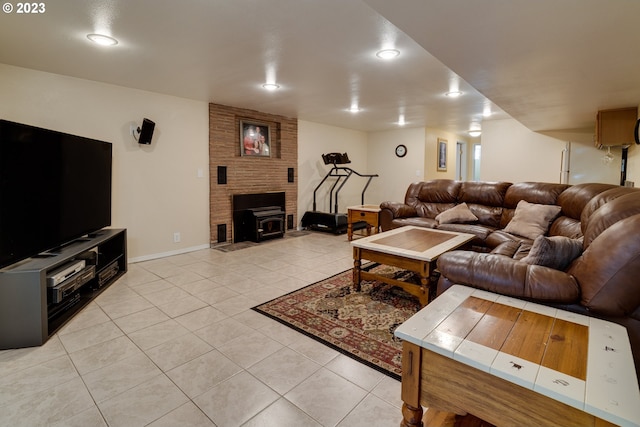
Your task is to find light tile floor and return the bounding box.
[0,232,404,427]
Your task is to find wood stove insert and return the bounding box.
[244,206,285,242]
[232,192,286,243]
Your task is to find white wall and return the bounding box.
[541,129,621,185]
[425,128,467,181]
[297,121,368,224]
[364,127,472,204]
[367,127,425,203]
[480,119,565,182]
[482,118,622,185]
[0,64,210,262]
[481,118,569,183]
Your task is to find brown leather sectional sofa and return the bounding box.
[380,179,640,377]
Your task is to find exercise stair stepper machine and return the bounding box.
[301,152,378,234]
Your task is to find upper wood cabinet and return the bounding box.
[595,107,638,148]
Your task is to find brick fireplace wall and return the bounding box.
[209,103,298,244]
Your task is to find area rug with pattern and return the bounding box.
[252,265,421,380]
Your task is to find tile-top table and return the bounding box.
[395,285,640,427]
[351,226,474,306]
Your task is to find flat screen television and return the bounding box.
[0,120,112,269]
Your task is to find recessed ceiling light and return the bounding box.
[262,83,280,91]
[348,106,360,113]
[87,34,118,46]
[468,130,482,137]
[445,91,463,98]
[376,49,400,60]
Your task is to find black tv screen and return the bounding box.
[0,120,112,268]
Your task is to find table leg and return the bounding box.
[347,222,353,241]
[353,247,362,292]
[417,262,433,306]
[401,404,423,427]
[401,341,423,427]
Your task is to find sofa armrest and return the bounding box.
[380,201,417,218]
[380,201,417,231]
[436,251,580,302]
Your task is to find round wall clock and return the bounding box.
[395,144,407,158]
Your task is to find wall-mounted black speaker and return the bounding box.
[217,166,227,184]
[287,167,294,183]
[138,118,155,145]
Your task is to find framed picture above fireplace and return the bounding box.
[240,120,271,157]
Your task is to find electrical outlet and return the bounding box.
[173,232,181,243]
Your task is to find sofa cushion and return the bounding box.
[458,181,511,228]
[520,235,583,271]
[503,200,562,239]
[436,223,495,248]
[500,182,569,228]
[436,251,580,302]
[459,181,512,207]
[485,230,533,249]
[466,204,505,229]
[568,214,640,316]
[548,216,583,239]
[490,240,524,258]
[547,183,617,240]
[435,202,478,224]
[581,186,639,232]
[405,180,460,219]
[557,183,618,221]
[391,217,438,229]
[503,182,569,208]
[582,191,640,247]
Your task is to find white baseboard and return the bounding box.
[129,244,211,264]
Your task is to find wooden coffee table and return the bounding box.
[351,226,474,307]
[395,285,640,427]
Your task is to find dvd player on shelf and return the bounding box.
[47,265,95,304]
[97,260,119,288]
[46,260,86,287]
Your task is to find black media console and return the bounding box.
[0,228,127,349]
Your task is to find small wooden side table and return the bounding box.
[347,204,380,241]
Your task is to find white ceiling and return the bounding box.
[0,0,638,135]
[364,0,640,133]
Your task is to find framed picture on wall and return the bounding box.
[240,120,271,157]
[437,138,447,171]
